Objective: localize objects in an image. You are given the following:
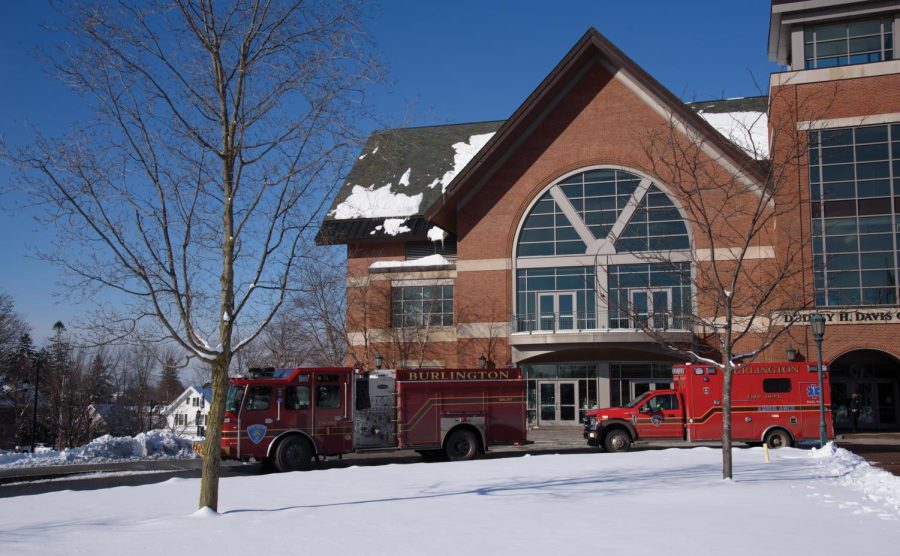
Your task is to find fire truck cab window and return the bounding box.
[643,393,678,412]
[763,378,792,393]
[316,385,341,408]
[285,386,310,410]
[245,386,272,411]
[225,385,244,412]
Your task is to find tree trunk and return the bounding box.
[198,354,229,511]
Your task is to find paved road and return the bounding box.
[2,430,897,497]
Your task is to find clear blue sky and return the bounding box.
[0,1,779,342]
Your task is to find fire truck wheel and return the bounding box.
[275,435,313,472]
[445,429,478,461]
[603,429,632,452]
[764,429,792,449]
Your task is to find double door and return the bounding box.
[630,289,671,329]
[538,292,576,331]
[538,381,578,425]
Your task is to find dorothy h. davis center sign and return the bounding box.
[782,308,900,325]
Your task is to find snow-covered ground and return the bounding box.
[1,443,898,555]
[0,430,197,469]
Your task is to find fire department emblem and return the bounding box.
[247,424,267,445]
[807,385,820,399]
[651,414,663,426]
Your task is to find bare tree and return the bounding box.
[7,1,378,510]
[625,86,837,478]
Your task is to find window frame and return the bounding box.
[804,17,894,69]
[390,282,454,328]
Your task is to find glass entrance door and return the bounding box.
[537,292,576,331]
[630,289,671,329]
[538,381,579,424]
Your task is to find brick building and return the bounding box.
[319,1,900,431]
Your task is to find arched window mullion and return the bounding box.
[549,185,597,248]
[606,178,653,247]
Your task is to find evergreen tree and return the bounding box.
[87,351,115,404]
[157,354,185,404]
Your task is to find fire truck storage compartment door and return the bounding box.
[687,367,722,442]
[353,373,397,449]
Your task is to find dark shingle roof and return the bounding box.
[317,96,768,245]
[317,121,502,245]
[689,96,768,114]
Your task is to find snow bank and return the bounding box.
[812,442,900,512]
[2,445,898,555]
[0,430,197,469]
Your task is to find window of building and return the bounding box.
[517,191,585,256]
[515,267,596,331]
[608,263,692,329]
[808,124,900,307]
[513,168,693,331]
[804,18,893,69]
[614,186,690,252]
[559,169,640,240]
[391,284,453,327]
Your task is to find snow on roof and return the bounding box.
[329,183,424,220]
[369,254,451,270]
[427,226,448,243]
[399,168,411,187]
[432,132,496,193]
[370,218,412,236]
[699,110,769,159]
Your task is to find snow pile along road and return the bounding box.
[812,442,900,513]
[0,430,197,469]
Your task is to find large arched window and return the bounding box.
[514,168,692,332]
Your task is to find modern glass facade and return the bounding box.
[809,123,900,307]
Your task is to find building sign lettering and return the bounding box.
[780,309,900,326]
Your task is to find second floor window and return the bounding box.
[391,284,453,327]
[809,123,900,307]
[804,18,893,69]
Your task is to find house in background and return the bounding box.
[161,385,212,437]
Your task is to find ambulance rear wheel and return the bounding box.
[764,429,792,449]
[445,429,478,461]
[603,429,632,452]
[275,435,313,472]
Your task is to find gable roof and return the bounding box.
[161,385,212,415]
[424,27,769,232]
[318,28,770,243]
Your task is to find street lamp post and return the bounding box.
[30,355,41,452]
[809,314,827,448]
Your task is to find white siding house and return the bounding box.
[161,385,212,438]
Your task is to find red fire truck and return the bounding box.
[584,362,834,452]
[220,367,527,471]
